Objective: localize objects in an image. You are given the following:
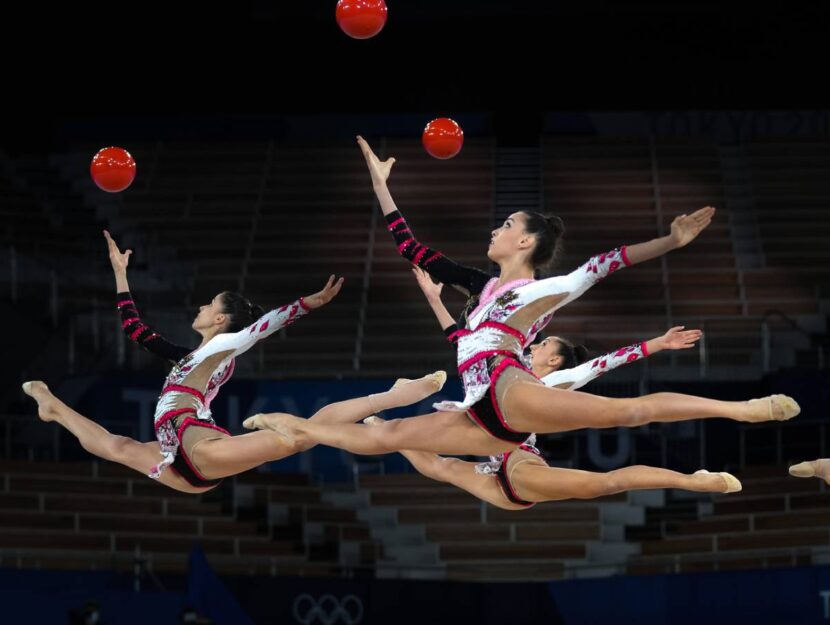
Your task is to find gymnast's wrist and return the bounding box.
[666,232,684,250]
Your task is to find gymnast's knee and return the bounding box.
[614,398,650,427]
[424,457,461,483]
[374,419,406,453]
[99,435,136,464]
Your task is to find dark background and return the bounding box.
[2,1,827,152]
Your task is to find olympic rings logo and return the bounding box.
[292,593,364,625]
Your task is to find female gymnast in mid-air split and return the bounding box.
[247,136,800,460]
[358,267,743,510]
[21,231,445,494]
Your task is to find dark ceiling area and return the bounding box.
[0,1,826,150]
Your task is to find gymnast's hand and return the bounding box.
[103,230,132,275]
[412,267,443,303]
[303,275,345,310]
[654,326,703,351]
[670,206,715,248]
[357,135,395,187]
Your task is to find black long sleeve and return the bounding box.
[385,210,492,298]
[117,291,192,364]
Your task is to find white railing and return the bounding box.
[649,136,673,328]
[238,139,274,295]
[351,138,385,372]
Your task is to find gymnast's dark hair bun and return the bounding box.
[520,211,565,272]
[555,337,590,369]
[221,291,265,332]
